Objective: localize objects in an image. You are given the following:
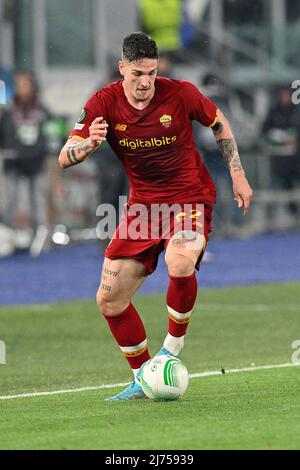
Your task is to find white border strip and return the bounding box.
[0,362,298,401]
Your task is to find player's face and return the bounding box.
[119,58,158,103]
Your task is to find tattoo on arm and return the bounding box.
[78,142,91,155]
[66,148,77,165]
[66,140,95,166]
[216,138,243,172]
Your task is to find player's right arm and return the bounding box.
[58,117,108,168]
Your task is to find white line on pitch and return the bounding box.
[0,362,299,401]
[189,362,300,378]
[195,303,300,312]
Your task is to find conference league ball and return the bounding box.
[140,354,189,401]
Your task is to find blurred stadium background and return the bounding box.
[0,0,300,300]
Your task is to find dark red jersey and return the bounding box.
[70,77,217,204]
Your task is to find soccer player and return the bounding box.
[58,32,253,400]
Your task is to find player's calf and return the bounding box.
[163,234,204,357]
[96,258,150,388]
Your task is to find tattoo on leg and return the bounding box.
[103,268,118,277]
[101,283,112,292]
[172,235,197,245]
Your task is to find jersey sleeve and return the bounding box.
[180,80,217,127]
[69,92,105,140]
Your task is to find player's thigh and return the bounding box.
[165,230,206,276]
[97,257,147,313]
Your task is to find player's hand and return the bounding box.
[89,117,108,146]
[232,171,253,215]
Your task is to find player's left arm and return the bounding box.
[211,108,253,215]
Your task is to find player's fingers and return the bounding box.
[90,134,106,143]
[91,123,109,131]
[242,195,252,215]
[91,120,108,127]
[89,130,107,144]
[89,124,108,137]
[90,130,106,137]
[92,116,104,124]
[243,202,249,215]
[90,128,108,136]
[234,194,243,208]
[90,131,107,141]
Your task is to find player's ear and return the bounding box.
[118,60,125,77]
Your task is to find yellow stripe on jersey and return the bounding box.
[209,115,218,128]
[68,135,85,141]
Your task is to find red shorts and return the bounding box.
[105,202,213,274]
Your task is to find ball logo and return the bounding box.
[159,114,172,128]
[140,354,189,400]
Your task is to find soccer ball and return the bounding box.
[139,354,189,401]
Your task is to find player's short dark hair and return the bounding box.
[122,32,158,62]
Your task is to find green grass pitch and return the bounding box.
[0,282,300,450]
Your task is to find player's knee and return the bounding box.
[166,253,195,277]
[96,287,129,317]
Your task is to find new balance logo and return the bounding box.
[115,123,127,131]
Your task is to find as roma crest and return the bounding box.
[159,114,172,128]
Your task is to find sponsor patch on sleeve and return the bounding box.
[74,122,85,130]
[73,108,87,130]
[77,108,86,123]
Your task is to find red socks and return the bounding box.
[103,274,197,371]
[103,303,150,369]
[166,273,198,337]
